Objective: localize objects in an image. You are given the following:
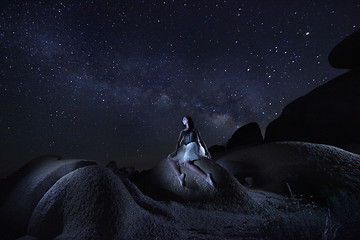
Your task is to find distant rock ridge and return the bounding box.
[226,122,264,150]
[106,160,139,179]
[208,122,264,159]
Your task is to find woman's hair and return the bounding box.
[184,116,194,129]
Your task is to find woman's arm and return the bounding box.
[175,130,184,153]
[194,128,211,159]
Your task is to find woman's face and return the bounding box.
[182,117,188,125]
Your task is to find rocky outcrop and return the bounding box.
[265,68,360,146]
[207,122,264,159]
[27,166,136,239]
[217,142,360,205]
[106,160,139,178]
[0,155,98,240]
[208,144,226,157]
[217,141,360,238]
[2,153,359,239]
[329,29,360,69]
[265,30,360,148]
[133,158,255,212]
[227,122,263,150]
[4,162,180,240]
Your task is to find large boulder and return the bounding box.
[208,144,226,159]
[227,122,264,150]
[265,68,360,147]
[217,142,360,205]
[0,155,98,240]
[133,158,255,212]
[27,165,179,240]
[27,165,131,239]
[329,29,360,69]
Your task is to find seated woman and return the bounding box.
[167,116,215,187]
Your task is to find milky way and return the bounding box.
[0,0,359,175]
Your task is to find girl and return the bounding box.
[167,116,214,187]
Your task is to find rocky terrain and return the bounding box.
[0,153,343,239]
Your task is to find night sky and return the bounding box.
[0,0,359,177]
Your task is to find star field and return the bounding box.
[0,0,359,175]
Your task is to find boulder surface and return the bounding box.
[28,165,179,239]
[133,158,255,212]
[0,155,98,240]
[217,142,360,205]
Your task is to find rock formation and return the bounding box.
[133,157,255,212]
[0,155,98,240]
[328,29,360,69]
[265,30,360,150]
[208,144,226,158]
[207,122,264,160]
[217,142,360,205]
[227,122,264,150]
[1,152,359,239]
[265,68,360,146]
[27,165,178,240]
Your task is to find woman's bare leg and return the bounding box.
[183,160,215,187]
[183,160,207,179]
[167,156,181,177]
[167,156,185,186]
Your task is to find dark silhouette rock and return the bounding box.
[16,236,38,240]
[0,155,98,240]
[266,30,360,149]
[106,161,140,179]
[208,144,226,158]
[265,68,360,147]
[227,122,264,150]
[133,158,255,212]
[106,160,119,172]
[329,29,360,69]
[217,142,360,206]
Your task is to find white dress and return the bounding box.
[170,141,207,164]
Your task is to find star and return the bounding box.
[0,0,358,176]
